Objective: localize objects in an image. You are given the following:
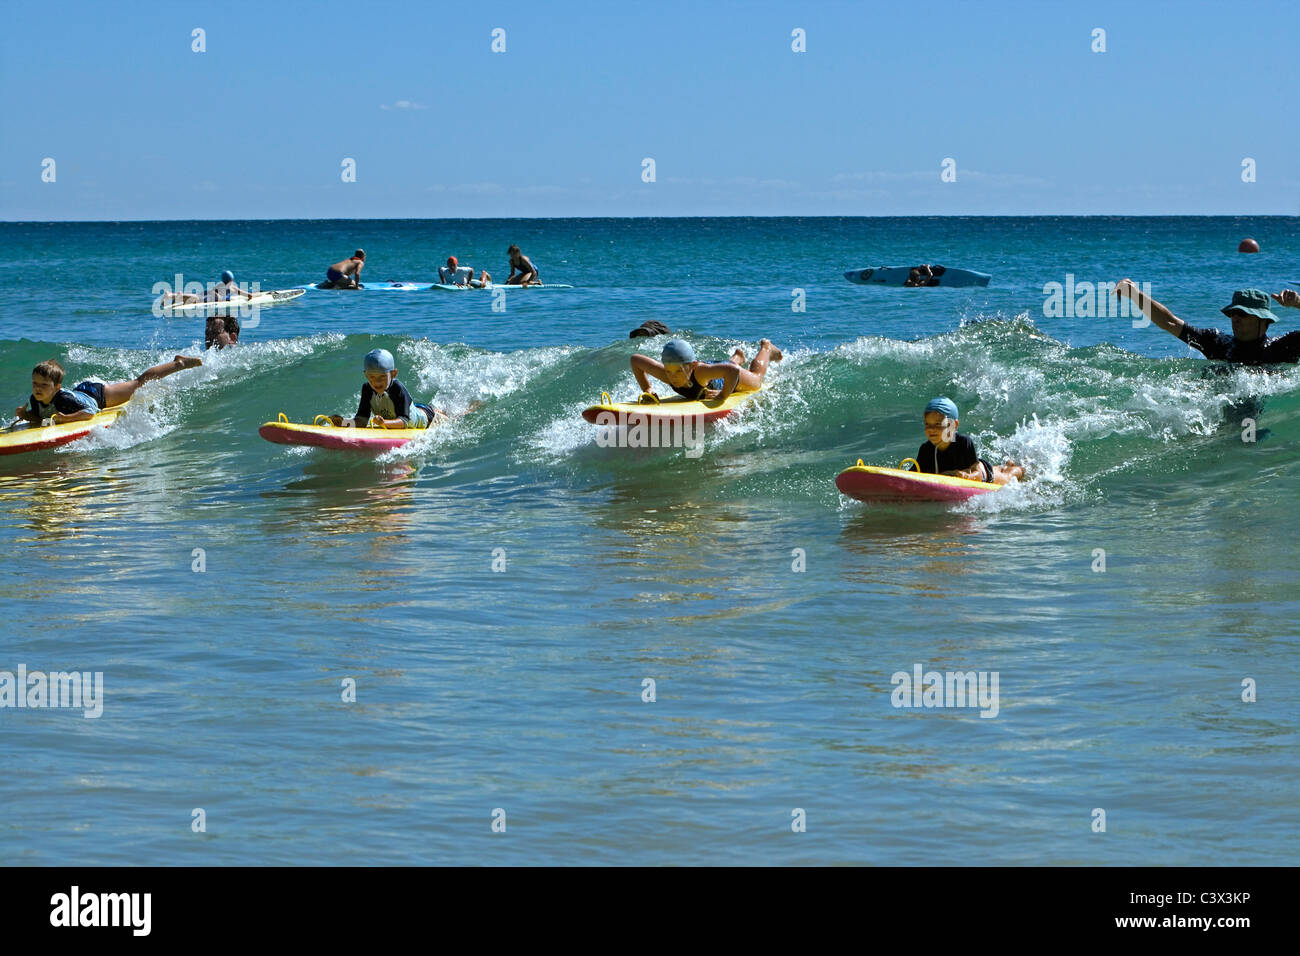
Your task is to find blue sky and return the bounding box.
[2,0,1296,219]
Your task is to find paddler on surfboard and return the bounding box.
[631,339,783,402]
[13,356,203,427]
[916,397,1024,485]
[437,256,491,288]
[160,270,259,307]
[322,250,366,289]
[504,245,541,286]
[327,348,453,430]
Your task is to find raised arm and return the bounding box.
[1115,278,1183,337]
[1271,289,1300,310]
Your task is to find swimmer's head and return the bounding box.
[31,360,65,401]
[353,250,365,260]
[660,340,695,366]
[447,256,458,268]
[220,270,235,283]
[363,348,396,390]
[923,396,959,445]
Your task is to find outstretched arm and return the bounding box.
[1115,278,1183,337]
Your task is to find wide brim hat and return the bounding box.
[1222,289,1278,323]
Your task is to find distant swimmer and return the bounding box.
[323,250,366,289]
[629,320,671,339]
[915,397,1024,485]
[505,245,540,286]
[437,256,491,288]
[15,356,202,426]
[631,338,782,402]
[904,265,947,287]
[1116,280,1300,365]
[161,270,257,306]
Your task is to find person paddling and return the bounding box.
[631,338,782,402]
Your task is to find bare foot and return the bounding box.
[759,339,783,361]
[730,348,746,365]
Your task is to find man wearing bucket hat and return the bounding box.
[1114,280,1300,364]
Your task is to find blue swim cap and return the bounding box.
[220,270,234,283]
[363,348,395,373]
[924,396,959,419]
[660,339,695,365]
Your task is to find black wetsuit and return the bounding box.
[671,372,726,400]
[1180,324,1300,365]
[916,434,994,482]
[355,380,417,421]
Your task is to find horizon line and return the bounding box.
[3,213,1298,225]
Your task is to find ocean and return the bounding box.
[1,216,1297,865]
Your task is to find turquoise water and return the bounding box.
[2,216,1298,865]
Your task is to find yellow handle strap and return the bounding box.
[600,391,612,405]
[313,414,334,427]
[277,412,289,423]
[638,391,661,405]
[900,458,920,472]
[856,459,865,467]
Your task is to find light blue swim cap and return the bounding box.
[660,339,695,365]
[220,270,234,283]
[363,348,395,373]
[925,396,959,419]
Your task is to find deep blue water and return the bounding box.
[2,217,1298,865]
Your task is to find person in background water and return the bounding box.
[161,270,257,306]
[915,396,1024,485]
[15,356,203,426]
[904,265,946,287]
[323,250,366,289]
[437,256,490,288]
[631,338,782,402]
[505,245,540,286]
[205,314,240,350]
[1115,281,1300,364]
[629,320,671,339]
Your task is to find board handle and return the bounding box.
[277,412,289,423]
[899,458,920,472]
[856,459,865,467]
[637,392,661,405]
[313,414,334,427]
[600,392,612,406]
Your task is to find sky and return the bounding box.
[1,0,1297,220]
